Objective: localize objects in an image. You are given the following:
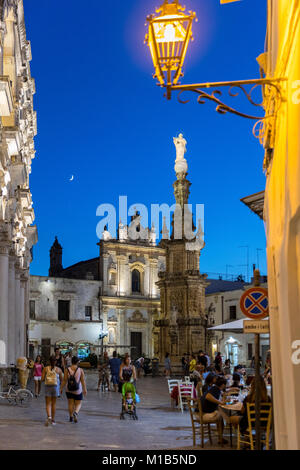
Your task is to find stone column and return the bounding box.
[20,273,28,357]
[144,255,150,297]
[0,244,9,366]
[14,263,21,360]
[24,270,30,357]
[7,253,15,364]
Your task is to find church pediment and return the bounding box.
[128,310,147,323]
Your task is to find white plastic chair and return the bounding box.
[167,379,182,408]
[167,379,181,394]
[179,382,194,413]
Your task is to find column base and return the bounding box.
[0,366,13,392]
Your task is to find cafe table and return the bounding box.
[219,399,243,447]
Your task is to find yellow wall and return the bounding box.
[265,0,300,450]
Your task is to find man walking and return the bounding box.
[109,351,121,392]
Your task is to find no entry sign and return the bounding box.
[240,287,269,320]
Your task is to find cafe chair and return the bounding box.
[196,382,203,398]
[179,382,194,412]
[187,398,218,448]
[237,402,272,450]
[167,379,181,407]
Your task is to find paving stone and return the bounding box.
[0,374,231,450]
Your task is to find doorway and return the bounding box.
[131,332,142,360]
[261,344,269,367]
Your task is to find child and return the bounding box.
[33,355,43,397]
[124,391,135,412]
[122,382,136,411]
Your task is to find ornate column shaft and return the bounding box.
[7,252,15,364]
[0,243,9,366]
[14,262,21,359]
[20,272,28,357]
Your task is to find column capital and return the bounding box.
[0,243,9,256]
[15,259,23,278]
[8,253,16,268]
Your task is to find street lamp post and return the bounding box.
[145,0,286,128]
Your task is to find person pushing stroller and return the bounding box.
[119,357,138,420]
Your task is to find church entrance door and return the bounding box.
[131,332,142,360]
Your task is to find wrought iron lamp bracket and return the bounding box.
[165,78,287,121]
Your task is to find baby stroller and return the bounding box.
[120,381,138,420]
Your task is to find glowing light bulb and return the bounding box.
[164,23,175,42]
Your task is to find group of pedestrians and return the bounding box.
[32,349,139,426]
[97,351,137,393]
[32,349,87,426]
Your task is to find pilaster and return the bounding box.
[0,242,9,366]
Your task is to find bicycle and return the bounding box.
[0,366,33,406]
[97,367,110,392]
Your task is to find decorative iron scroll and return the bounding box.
[170,79,285,121]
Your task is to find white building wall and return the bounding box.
[0,1,38,375]
[29,276,101,357]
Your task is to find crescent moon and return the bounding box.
[69,175,74,182]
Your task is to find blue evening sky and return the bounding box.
[25,0,267,281]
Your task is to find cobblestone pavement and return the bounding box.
[0,373,232,450]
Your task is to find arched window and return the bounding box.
[132,269,141,293]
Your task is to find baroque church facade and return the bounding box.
[29,225,166,361]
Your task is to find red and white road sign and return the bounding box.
[240,287,269,320]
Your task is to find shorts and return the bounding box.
[202,410,222,423]
[99,369,109,379]
[66,392,83,401]
[111,374,119,385]
[45,385,59,398]
[34,376,41,381]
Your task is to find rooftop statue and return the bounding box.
[173,133,188,177]
[173,133,187,161]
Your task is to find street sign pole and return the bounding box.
[255,333,261,450]
[240,269,268,450]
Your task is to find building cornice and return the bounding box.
[101,296,160,309]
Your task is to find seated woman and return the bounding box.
[226,372,243,395]
[202,372,217,396]
[224,359,231,375]
[228,375,271,430]
[201,376,228,445]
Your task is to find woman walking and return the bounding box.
[33,355,43,397]
[60,356,87,423]
[41,355,63,426]
[119,356,136,392]
[164,353,172,377]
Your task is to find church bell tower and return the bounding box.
[49,237,63,277]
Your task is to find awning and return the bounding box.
[208,317,269,333]
[208,319,244,332]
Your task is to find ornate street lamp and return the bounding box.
[145,0,197,98]
[145,1,286,140]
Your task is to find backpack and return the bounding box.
[67,367,80,392]
[45,367,57,386]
